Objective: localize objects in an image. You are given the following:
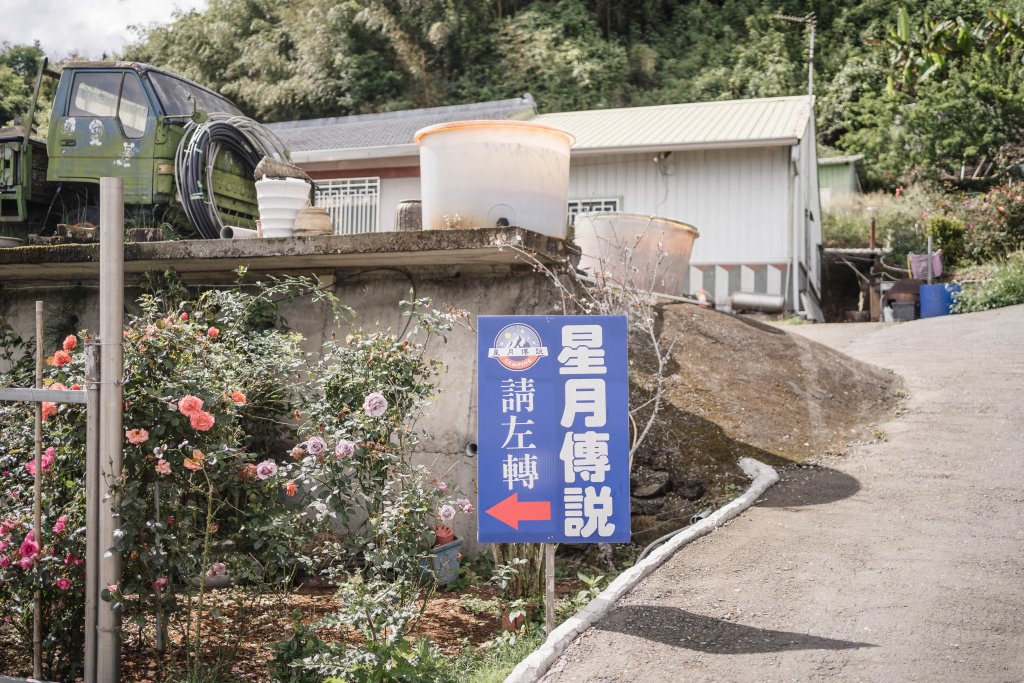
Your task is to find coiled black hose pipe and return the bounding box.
[174,113,289,239]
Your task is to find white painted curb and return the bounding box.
[505,457,779,683]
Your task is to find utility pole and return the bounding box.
[776,12,816,99]
[776,12,817,317]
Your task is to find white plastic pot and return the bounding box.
[414,120,574,237]
[256,178,310,238]
[573,213,700,298]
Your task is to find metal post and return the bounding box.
[84,339,101,683]
[545,543,556,635]
[97,177,124,683]
[926,235,934,283]
[33,301,43,680]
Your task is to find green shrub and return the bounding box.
[925,215,967,267]
[953,252,1024,313]
[822,187,934,262]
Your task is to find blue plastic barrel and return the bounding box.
[919,283,961,318]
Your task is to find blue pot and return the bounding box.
[421,538,463,586]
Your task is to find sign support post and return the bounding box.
[545,543,556,634]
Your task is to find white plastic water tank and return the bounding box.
[414,120,575,237]
[573,213,700,298]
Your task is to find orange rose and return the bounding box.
[285,482,299,496]
[41,402,57,420]
[62,335,77,352]
[125,428,150,445]
[230,390,246,404]
[53,350,72,367]
[183,449,205,471]
[190,410,215,432]
[207,327,220,338]
[177,395,204,417]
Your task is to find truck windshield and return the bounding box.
[68,71,151,138]
[148,72,243,117]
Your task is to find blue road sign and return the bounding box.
[477,315,630,543]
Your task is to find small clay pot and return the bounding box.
[433,524,455,548]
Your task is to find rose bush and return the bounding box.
[1,284,464,680]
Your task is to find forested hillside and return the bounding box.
[3,1,1024,189]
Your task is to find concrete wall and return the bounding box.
[0,230,573,553]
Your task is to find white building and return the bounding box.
[269,94,822,314]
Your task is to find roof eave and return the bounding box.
[290,143,419,164]
[569,137,801,157]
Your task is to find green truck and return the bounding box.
[1,60,280,240]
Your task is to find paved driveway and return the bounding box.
[541,306,1024,682]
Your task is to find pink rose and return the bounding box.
[52,515,68,534]
[152,576,169,591]
[207,326,219,338]
[457,498,473,513]
[177,395,204,417]
[255,459,278,480]
[189,410,215,432]
[231,390,246,404]
[435,480,448,492]
[305,436,327,456]
[0,556,9,568]
[155,460,171,475]
[19,534,38,559]
[54,578,73,591]
[438,504,456,522]
[363,391,388,418]
[334,440,356,459]
[18,557,31,570]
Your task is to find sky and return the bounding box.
[1,0,208,60]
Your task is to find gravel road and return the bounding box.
[540,305,1024,682]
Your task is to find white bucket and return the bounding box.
[256,178,310,238]
[414,120,575,238]
[573,213,700,298]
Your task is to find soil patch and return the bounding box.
[628,304,897,543]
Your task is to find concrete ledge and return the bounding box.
[0,228,572,282]
[506,457,779,683]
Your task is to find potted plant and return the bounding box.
[425,495,473,587]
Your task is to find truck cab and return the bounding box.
[45,62,253,227]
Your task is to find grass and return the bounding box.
[446,627,546,683]
[953,251,1024,313]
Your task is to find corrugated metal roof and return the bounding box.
[268,95,536,154]
[533,96,813,153]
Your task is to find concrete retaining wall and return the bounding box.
[0,229,575,552]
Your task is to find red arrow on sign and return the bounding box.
[486,493,552,530]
